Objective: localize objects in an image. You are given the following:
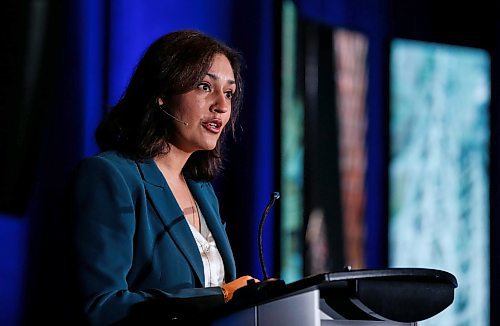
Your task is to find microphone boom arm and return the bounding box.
[258,192,280,280]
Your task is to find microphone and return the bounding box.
[258,191,280,280]
[159,106,189,126]
[229,192,285,306]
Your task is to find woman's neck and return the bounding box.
[154,144,192,180]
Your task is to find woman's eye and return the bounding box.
[225,91,234,99]
[198,83,211,92]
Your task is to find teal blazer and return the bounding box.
[67,151,237,325]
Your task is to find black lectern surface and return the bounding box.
[226,268,458,323]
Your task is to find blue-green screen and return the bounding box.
[389,39,490,325]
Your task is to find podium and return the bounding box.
[212,268,458,326]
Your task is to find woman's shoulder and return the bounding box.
[94,150,135,164]
[81,150,130,162]
[66,151,145,198]
[75,150,140,179]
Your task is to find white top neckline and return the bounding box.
[188,203,225,287]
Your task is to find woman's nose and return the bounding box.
[210,91,230,113]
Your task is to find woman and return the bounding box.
[66,30,259,325]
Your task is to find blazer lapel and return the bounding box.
[187,179,237,282]
[136,159,205,286]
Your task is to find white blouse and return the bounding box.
[188,204,225,287]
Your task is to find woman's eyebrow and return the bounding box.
[206,72,236,85]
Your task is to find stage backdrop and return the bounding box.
[0,0,278,324]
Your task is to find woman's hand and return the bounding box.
[221,275,260,302]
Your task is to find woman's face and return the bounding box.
[162,54,236,153]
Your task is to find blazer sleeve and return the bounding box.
[66,156,225,325]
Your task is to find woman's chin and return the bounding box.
[193,143,217,152]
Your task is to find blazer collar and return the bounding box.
[136,159,205,285]
[136,158,236,284]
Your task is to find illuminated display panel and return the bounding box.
[280,0,304,282]
[389,38,490,325]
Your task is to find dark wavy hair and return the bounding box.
[96,30,244,181]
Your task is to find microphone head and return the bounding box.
[272,192,280,200]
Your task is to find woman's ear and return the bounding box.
[157,98,165,106]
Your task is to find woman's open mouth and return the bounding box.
[201,119,223,133]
